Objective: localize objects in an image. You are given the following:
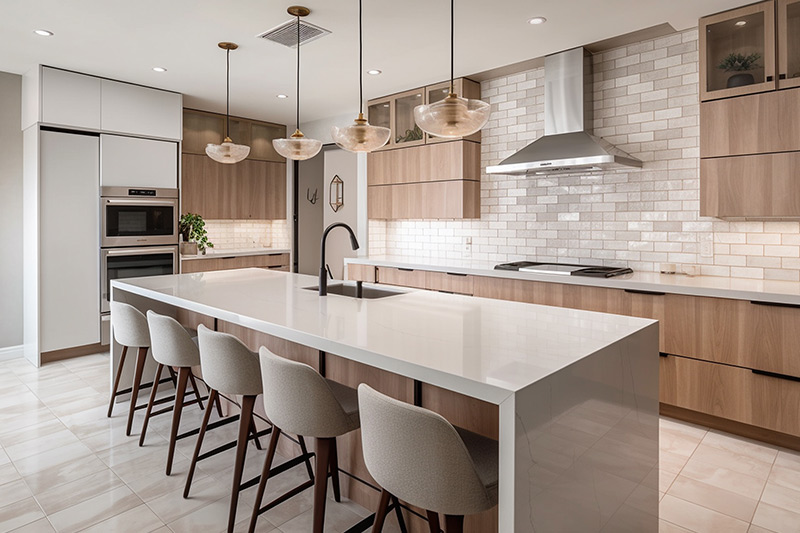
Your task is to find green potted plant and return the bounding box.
[717,52,761,88]
[179,213,214,255]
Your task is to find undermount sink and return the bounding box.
[303,282,405,299]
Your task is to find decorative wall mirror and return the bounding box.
[329,175,344,212]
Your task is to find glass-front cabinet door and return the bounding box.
[250,122,286,162]
[699,0,776,101]
[779,0,800,88]
[393,89,425,147]
[367,96,393,151]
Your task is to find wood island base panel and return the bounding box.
[111,268,660,532]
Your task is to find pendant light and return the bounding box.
[206,42,250,164]
[330,0,391,152]
[413,0,490,139]
[273,6,323,161]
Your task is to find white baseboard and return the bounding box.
[0,345,24,362]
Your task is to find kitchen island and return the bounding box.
[111,268,659,532]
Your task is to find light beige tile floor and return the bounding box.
[1,353,799,532]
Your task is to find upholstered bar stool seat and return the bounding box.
[140,311,213,474]
[186,325,313,533]
[358,384,499,533]
[108,301,175,436]
[249,347,361,533]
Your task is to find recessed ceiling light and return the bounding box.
[33,29,53,36]
[367,69,381,75]
[527,17,547,25]
[276,94,288,99]
[735,20,747,26]
[152,67,167,72]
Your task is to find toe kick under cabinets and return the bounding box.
[349,265,800,450]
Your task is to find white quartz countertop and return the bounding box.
[346,256,800,306]
[112,269,655,404]
[181,248,290,261]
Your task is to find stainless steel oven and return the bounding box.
[101,186,179,247]
[101,245,178,313]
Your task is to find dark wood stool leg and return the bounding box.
[167,366,178,386]
[249,417,263,450]
[330,437,341,502]
[443,515,463,533]
[138,363,164,446]
[372,488,392,532]
[166,367,190,475]
[214,392,224,417]
[107,345,128,417]
[188,371,204,410]
[248,426,282,533]
[228,395,256,533]
[425,510,440,533]
[392,496,408,533]
[126,347,148,436]
[312,437,332,533]
[298,435,314,481]
[184,388,217,498]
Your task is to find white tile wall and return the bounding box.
[204,219,290,250]
[370,28,800,282]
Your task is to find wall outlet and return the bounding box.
[465,236,472,251]
[700,234,713,258]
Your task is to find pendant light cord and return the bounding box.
[450,0,454,94]
[226,48,231,138]
[359,0,363,114]
[296,15,301,131]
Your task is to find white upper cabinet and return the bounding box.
[40,68,102,130]
[100,134,178,188]
[101,80,182,140]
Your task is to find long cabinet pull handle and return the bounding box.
[397,268,414,272]
[780,73,787,80]
[220,256,236,260]
[446,272,468,277]
[750,300,800,309]
[767,75,774,82]
[752,369,800,383]
[624,289,666,296]
[659,352,669,358]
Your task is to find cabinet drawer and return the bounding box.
[700,152,800,217]
[665,294,800,378]
[181,253,288,273]
[700,89,800,158]
[376,267,427,289]
[661,355,800,437]
[426,271,473,295]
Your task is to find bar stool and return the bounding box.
[357,384,499,533]
[108,302,174,436]
[140,311,211,474]
[249,347,361,533]
[186,325,314,533]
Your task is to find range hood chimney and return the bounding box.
[486,47,642,176]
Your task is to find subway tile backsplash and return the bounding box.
[204,219,290,250]
[369,28,800,281]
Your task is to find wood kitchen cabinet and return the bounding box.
[181,154,286,220]
[424,79,482,144]
[182,109,286,163]
[180,252,289,274]
[778,0,800,89]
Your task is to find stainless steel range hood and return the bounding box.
[486,47,642,176]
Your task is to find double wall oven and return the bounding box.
[100,186,179,319]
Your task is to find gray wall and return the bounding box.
[0,71,23,349]
[297,154,324,275]
[323,147,360,280]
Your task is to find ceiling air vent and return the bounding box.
[256,19,331,48]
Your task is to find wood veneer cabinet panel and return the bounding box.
[700,89,800,158]
[742,300,800,377]
[368,180,480,219]
[425,271,474,295]
[180,253,289,273]
[366,149,394,185]
[472,276,536,303]
[180,154,205,216]
[376,266,427,289]
[346,264,376,283]
[700,152,800,217]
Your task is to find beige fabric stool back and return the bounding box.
[111,301,150,348]
[258,347,359,438]
[358,383,496,517]
[197,325,262,396]
[146,311,200,368]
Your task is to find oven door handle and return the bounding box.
[104,246,177,256]
[103,198,177,206]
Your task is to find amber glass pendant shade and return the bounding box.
[413,0,489,138]
[273,7,323,161]
[206,42,250,164]
[331,0,391,153]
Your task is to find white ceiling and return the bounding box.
[2,0,748,126]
